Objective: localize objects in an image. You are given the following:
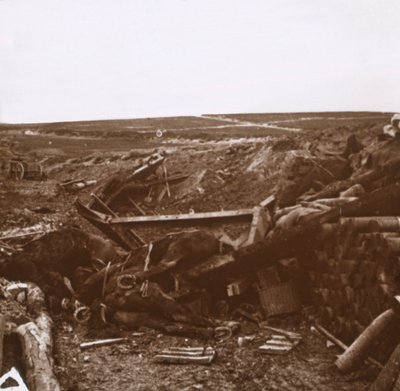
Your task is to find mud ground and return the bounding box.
[0,112,391,390]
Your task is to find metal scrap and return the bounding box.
[154,346,217,365]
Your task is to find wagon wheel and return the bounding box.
[13,161,25,180]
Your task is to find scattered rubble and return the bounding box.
[1,112,400,390]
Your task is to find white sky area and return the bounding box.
[0,0,399,123]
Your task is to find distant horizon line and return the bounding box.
[0,110,393,126]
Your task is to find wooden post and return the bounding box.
[163,164,171,198]
[127,197,146,216]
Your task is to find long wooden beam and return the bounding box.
[75,200,137,250]
[75,200,256,249]
[127,153,165,181]
[90,194,146,246]
[108,209,255,227]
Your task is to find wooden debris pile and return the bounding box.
[2,120,400,387]
[66,132,400,343]
[88,151,187,214]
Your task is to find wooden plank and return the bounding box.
[80,338,128,350]
[0,230,50,241]
[127,153,165,181]
[76,199,141,250]
[163,165,171,197]
[243,207,271,246]
[90,194,146,246]
[154,350,216,364]
[127,197,146,216]
[109,208,255,226]
[259,195,276,208]
[157,347,215,356]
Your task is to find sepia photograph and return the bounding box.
[0,1,400,390]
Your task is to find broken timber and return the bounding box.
[179,182,400,282]
[76,197,143,250]
[127,153,165,181]
[154,347,216,365]
[90,193,145,246]
[80,337,128,351]
[76,199,255,230]
[107,209,256,226]
[102,173,190,206]
[76,201,258,253]
[77,182,400,282]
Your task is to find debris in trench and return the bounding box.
[154,346,217,365]
[87,151,169,211]
[59,178,97,193]
[259,332,302,355]
[260,284,297,315]
[80,337,129,351]
[1,228,119,304]
[227,278,250,297]
[76,198,260,251]
[237,335,255,347]
[260,325,302,342]
[342,134,364,158]
[0,223,54,242]
[28,206,55,214]
[276,152,350,207]
[3,122,400,388]
[128,152,166,181]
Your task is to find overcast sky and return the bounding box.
[0,0,399,123]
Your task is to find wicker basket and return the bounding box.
[258,282,300,316]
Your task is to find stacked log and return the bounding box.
[308,216,400,362]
